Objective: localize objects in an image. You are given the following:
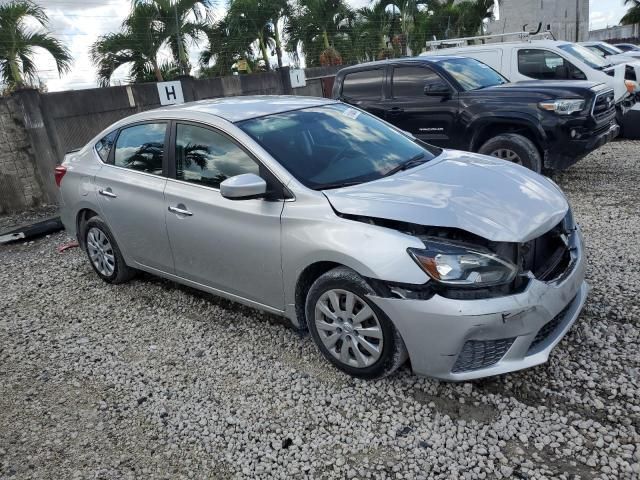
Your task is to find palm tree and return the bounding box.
[621,0,640,25]
[356,1,397,59]
[199,20,255,76]
[132,0,213,76]
[0,1,71,89]
[286,0,352,67]
[91,3,167,86]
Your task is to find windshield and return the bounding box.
[436,57,507,91]
[558,43,610,69]
[238,103,441,190]
[600,43,623,55]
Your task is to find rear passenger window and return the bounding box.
[517,49,586,80]
[95,130,117,162]
[114,123,166,175]
[393,67,440,97]
[175,123,260,189]
[342,70,383,100]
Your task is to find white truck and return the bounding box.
[420,32,639,132]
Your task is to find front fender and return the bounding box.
[466,113,547,151]
[281,194,428,317]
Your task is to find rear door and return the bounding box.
[338,68,386,118]
[163,122,285,309]
[385,65,459,146]
[94,121,174,272]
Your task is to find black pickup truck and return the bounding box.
[332,56,618,172]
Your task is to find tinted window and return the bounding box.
[517,49,586,80]
[393,67,440,97]
[238,103,441,190]
[436,57,507,90]
[341,70,383,100]
[175,123,259,189]
[114,123,166,174]
[95,130,117,163]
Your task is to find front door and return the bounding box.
[164,122,285,310]
[94,121,174,272]
[385,66,460,147]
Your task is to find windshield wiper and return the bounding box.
[316,180,365,190]
[382,153,427,178]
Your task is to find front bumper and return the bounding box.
[369,227,587,381]
[545,122,619,170]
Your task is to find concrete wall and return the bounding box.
[487,0,589,42]
[589,24,640,42]
[0,96,45,214]
[0,67,340,213]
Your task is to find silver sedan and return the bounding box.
[57,96,587,380]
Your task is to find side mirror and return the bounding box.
[424,81,452,97]
[220,173,267,200]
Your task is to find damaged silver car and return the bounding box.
[57,96,588,380]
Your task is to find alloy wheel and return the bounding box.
[87,227,115,277]
[314,289,384,368]
[490,148,523,165]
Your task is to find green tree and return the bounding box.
[0,1,71,89]
[286,0,353,67]
[132,0,213,75]
[90,3,167,86]
[621,0,640,25]
[199,19,255,76]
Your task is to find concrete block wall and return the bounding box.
[0,97,45,214]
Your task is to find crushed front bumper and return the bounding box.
[369,227,587,381]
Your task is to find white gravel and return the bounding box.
[1,140,639,479]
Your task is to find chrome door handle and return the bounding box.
[168,206,193,216]
[98,189,117,198]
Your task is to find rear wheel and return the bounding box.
[84,216,135,284]
[305,267,407,379]
[478,133,542,173]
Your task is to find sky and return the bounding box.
[26,0,632,92]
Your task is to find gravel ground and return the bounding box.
[1,141,639,480]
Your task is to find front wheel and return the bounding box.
[305,267,407,380]
[478,133,542,173]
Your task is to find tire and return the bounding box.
[83,216,135,284]
[478,133,542,173]
[305,267,408,380]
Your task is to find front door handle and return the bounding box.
[168,205,193,216]
[98,188,117,198]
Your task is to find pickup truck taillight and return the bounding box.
[54,165,67,187]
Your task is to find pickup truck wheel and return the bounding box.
[478,134,542,173]
[305,267,408,380]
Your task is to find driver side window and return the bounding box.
[517,49,586,80]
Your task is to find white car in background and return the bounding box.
[580,41,640,62]
[421,39,639,113]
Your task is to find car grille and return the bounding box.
[591,89,616,123]
[527,301,573,353]
[451,337,516,373]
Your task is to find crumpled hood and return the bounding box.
[324,150,569,243]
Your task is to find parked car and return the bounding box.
[333,56,618,172]
[580,41,640,62]
[57,96,587,381]
[614,43,640,53]
[420,39,639,127]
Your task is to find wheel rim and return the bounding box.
[87,227,115,277]
[490,148,523,165]
[314,289,384,369]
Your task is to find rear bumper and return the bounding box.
[545,122,619,170]
[369,227,587,381]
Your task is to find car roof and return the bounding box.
[422,39,570,53]
[145,95,338,123]
[339,55,468,70]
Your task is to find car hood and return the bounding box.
[483,80,600,97]
[323,150,569,243]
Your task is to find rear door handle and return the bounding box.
[98,188,117,198]
[168,205,193,216]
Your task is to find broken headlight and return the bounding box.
[408,239,517,288]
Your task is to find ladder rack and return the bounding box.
[425,30,554,50]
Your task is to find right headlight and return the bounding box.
[538,99,585,115]
[408,238,517,288]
